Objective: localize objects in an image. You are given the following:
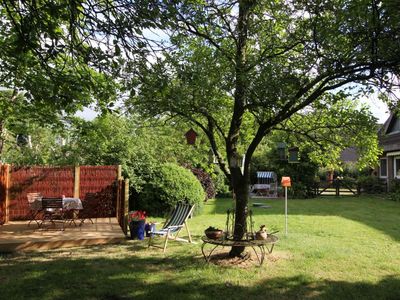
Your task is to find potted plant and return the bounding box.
[255,225,268,240]
[128,210,147,240]
[204,226,224,239]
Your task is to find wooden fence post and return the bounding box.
[117,165,122,180]
[335,179,340,197]
[124,179,129,236]
[5,164,10,223]
[74,166,80,198]
[116,179,121,222]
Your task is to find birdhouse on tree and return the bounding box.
[277,142,286,160]
[288,147,299,163]
[185,128,198,145]
[16,134,32,148]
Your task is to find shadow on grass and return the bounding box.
[210,196,400,241]
[1,246,399,300]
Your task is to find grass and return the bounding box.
[1,196,400,299]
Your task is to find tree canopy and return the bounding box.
[128,0,400,255]
[0,0,162,113]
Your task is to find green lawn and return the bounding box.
[1,196,399,299]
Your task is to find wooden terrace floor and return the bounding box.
[0,218,126,252]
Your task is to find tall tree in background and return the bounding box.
[0,89,62,161]
[0,90,26,159]
[0,1,161,163]
[131,0,400,256]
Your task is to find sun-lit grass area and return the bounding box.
[1,196,399,299]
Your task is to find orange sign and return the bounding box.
[281,176,291,187]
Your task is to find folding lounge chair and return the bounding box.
[148,202,195,252]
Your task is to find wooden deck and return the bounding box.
[0,218,127,252]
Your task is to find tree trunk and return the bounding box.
[226,1,254,258]
[228,165,250,257]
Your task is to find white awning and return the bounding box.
[386,151,400,156]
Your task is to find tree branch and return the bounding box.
[173,111,231,181]
[174,9,235,64]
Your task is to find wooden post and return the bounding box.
[117,165,122,180]
[74,166,80,198]
[335,179,340,196]
[116,166,123,226]
[5,164,10,223]
[123,179,129,236]
[284,186,288,236]
[116,179,122,224]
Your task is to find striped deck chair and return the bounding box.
[148,202,195,252]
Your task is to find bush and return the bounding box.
[136,163,205,216]
[388,179,400,201]
[289,181,318,199]
[357,176,386,194]
[183,164,216,200]
[213,167,231,197]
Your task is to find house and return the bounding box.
[377,113,400,185]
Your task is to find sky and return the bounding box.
[75,107,98,120]
[360,95,390,124]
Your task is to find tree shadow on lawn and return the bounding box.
[211,197,400,242]
[1,247,399,300]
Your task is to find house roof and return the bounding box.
[378,112,400,136]
[378,112,400,153]
[378,113,393,135]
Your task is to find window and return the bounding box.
[380,158,387,178]
[394,157,400,178]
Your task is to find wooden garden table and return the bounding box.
[201,234,278,265]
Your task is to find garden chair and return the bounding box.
[26,192,43,227]
[78,193,97,226]
[148,202,195,253]
[39,197,65,230]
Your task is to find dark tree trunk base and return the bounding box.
[229,245,246,257]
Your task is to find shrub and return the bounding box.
[388,179,400,201]
[136,163,205,216]
[183,164,216,200]
[357,176,386,194]
[289,181,317,199]
[213,167,231,197]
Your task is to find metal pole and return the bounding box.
[285,186,288,235]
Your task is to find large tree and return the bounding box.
[129,0,400,256]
